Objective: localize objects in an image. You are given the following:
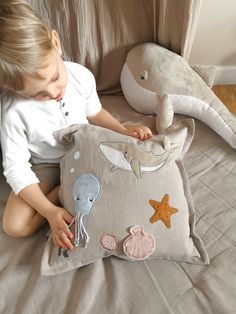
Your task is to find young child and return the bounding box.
[0,1,152,250]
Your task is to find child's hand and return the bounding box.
[45,205,74,250]
[123,125,153,141]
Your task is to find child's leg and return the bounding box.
[2,182,60,238]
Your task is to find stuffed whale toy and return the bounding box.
[120,43,236,148]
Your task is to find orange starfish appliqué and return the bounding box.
[149,194,178,228]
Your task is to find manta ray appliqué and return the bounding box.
[99,141,169,178]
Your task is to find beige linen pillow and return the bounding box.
[41,120,209,276]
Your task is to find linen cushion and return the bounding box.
[41,120,209,275]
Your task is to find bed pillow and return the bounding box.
[41,121,209,276]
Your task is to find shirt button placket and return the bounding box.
[59,99,69,124]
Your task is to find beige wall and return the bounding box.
[189,0,236,84]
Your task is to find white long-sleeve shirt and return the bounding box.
[1,62,102,194]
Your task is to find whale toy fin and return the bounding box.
[156,95,174,133]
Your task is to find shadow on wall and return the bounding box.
[221,51,236,66]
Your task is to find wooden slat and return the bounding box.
[212,85,236,114]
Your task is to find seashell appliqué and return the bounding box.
[100,234,117,251]
[123,225,156,260]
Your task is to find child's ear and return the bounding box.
[51,30,62,55]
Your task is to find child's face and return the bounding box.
[17,48,68,101]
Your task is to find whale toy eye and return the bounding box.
[139,71,148,81]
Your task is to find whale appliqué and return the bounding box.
[99,141,168,178]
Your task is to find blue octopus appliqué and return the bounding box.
[72,173,100,248]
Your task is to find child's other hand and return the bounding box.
[45,206,74,250]
[123,125,153,141]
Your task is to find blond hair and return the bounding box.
[0,0,53,90]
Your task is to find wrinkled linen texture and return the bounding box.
[1,0,236,313]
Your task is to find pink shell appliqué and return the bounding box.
[123,225,156,260]
[100,234,117,251]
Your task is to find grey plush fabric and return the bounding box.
[121,43,236,148]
